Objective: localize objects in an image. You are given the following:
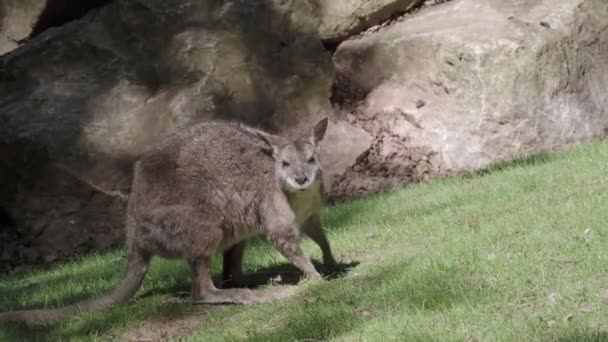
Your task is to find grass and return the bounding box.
[2,140,608,341]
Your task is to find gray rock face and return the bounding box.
[310,0,424,43]
[3,0,608,270]
[0,0,46,55]
[332,0,608,195]
[0,0,110,55]
[0,0,349,272]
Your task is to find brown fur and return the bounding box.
[0,118,335,325]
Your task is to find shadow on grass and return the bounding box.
[323,189,468,233]
[0,258,131,311]
[219,259,360,289]
[557,331,608,342]
[0,255,357,341]
[1,257,487,341]
[244,259,489,341]
[463,152,556,179]
[322,152,557,232]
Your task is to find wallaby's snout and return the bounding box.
[295,175,308,185]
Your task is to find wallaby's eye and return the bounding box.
[308,157,316,164]
[282,161,290,167]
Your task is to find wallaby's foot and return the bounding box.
[263,285,298,300]
[305,270,323,280]
[192,287,297,305]
[192,288,259,305]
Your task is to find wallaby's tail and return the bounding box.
[0,251,149,325]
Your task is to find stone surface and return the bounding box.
[320,119,373,191]
[0,0,355,272]
[1,0,114,55]
[5,0,608,271]
[0,0,46,55]
[332,0,608,195]
[310,0,424,43]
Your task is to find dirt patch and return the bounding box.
[328,108,441,201]
[329,73,370,112]
[121,286,300,341]
[122,313,203,342]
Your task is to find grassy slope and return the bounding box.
[2,141,608,341]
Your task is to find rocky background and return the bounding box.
[1,0,607,273]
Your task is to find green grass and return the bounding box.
[3,140,608,341]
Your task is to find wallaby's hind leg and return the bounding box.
[186,232,259,304]
[138,206,250,304]
[190,255,275,305]
[190,255,215,301]
[302,214,338,269]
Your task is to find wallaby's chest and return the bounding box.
[287,181,323,226]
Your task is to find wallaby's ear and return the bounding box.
[256,131,280,157]
[310,116,329,145]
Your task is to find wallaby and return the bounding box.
[0,117,336,325]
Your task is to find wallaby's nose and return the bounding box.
[295,176,308,185]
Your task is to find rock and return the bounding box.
[0,1,112,55]
[43,252,58,263]
[320,119,373,191]
[1,0,332,166]
[18,247,39,263]
[0,0,367,270]
[0,245,11,262]
[310,0,425,43]
[333,0,608,194]
[0,0,47,55]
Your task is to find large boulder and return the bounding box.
[310,0,425,43]
[0,0,110,56]
[0,0,370,272]
[332,0,608,197]
[0,0,46,55]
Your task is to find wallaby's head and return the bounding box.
[257,117,329,192]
